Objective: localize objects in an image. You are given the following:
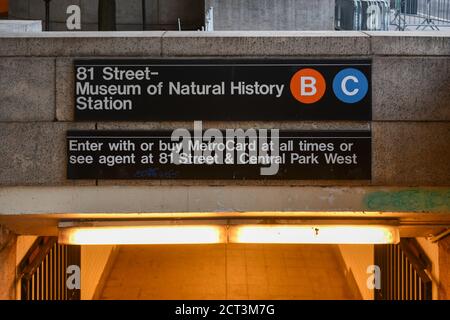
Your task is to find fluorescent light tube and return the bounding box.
[59,225,225,245]
[58,223,399,245]
[229,225,399,244]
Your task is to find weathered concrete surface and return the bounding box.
[162,31,371,56]
[0,225,16,300]
[366,31,450,56]
[0,32,163,57]
[373,122,450,186]
[363,189,450,212]
[206,0,334,31]
[1,31,448,57]
[0,58,55,121]
[373,57,450,121]
[0,186,449,215]
[0,123,96,185]
[56,58,74,121]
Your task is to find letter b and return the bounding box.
[290,68,326,104]
[300,76,317,96]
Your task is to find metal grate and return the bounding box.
[18,237,80,300]
[391,0,450,30]
[375,239,432,300]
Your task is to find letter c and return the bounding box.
[341,75,359,97]
[332,68,368,104]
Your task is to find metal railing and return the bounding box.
[336,0,391,30]
[17,236,80,300]
[374,238,433,300]
[390,0,450,30]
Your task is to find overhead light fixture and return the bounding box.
[229,225,399,244]
[59,225,225,245]
[58,221,399,245]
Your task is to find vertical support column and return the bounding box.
[98,0,117,31]
[44,0,51,31]
[0,225,17,300]
[142,0,147,30]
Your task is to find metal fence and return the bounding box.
[374,238,433,300]
[390,0,450,30]
[18,236,80,300]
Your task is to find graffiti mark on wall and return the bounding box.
[364,189,450,212]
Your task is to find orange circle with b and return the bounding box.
[290,68,326,104]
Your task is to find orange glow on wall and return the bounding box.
[0,0,8,14]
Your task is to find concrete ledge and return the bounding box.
[366,31,450,56]
[0,122,96,185]
[373,57,450,121]
[0,31,164,57]
[1,31,448,57]
[0,186,448,215]
[96,121,371,131]
[162,31,371,56]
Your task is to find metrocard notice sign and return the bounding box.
[74,59,371,121]
[67,130,371,180]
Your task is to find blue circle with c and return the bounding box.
[332,68,368,104]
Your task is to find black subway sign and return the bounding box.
[67,130,371,180]
[74,59,371,121]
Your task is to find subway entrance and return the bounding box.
[15,224,437,300]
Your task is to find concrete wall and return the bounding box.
[8,0,204,31]
[337,244,374,299]
[0,225,16,300]
[0,31,448,300]
[0,31,448,188]
[81,245,117,300]
[205,0,334,30]
[14,235,37,299]
[15,235,36,265]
